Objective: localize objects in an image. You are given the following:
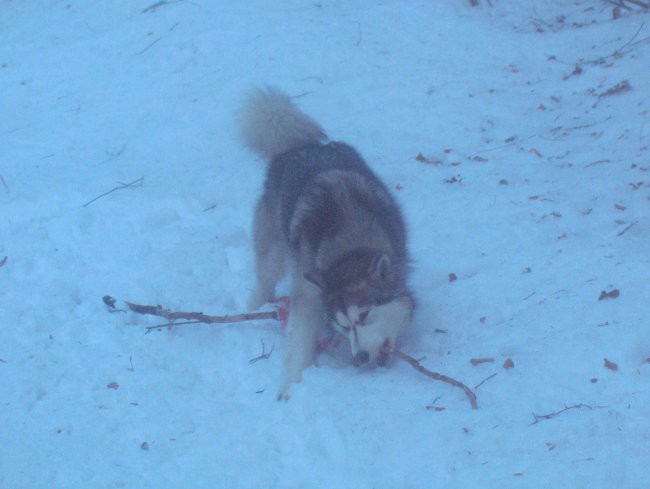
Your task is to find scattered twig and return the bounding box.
[249,340,275,364]
[618,22,647,52]
[137,37,162,55]
[0,357,6,363]
[83,177,144,208]
[0,175,9,193]
[145,320,205,333]
[585,159,612,168]
[392,350,478,409]
[620,0,650,10]
[530,403,597,425]
[0,256,7,268]
[609,0,633,11]
[562,22,649,77]
[474,373,497,389]
[617,220,638,236]
[353,21,362,46]
[142,0,183,14]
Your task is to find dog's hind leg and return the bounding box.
[248,197,288,310]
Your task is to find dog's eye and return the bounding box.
[358,310,369,324]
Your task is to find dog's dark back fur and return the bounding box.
[264,141,407,258]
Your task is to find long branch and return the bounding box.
[105,295,478,408]
[392,350,479,409]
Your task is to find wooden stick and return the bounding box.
[105,296,478,408]
[103,295,278,333]
[83,177,144,208]
[530,403,596,425]
[392,350,479,409]
[124,300,278,324]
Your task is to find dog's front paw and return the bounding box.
[276,381,292,402]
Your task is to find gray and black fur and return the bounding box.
[240,87,413,398]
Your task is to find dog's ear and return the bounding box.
[304,269,326,290]
[370,253,391,281]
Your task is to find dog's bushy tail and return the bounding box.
[239,87,326,161]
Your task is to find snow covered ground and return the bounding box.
[1,1,649,487]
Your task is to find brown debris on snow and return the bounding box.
[598,289,620,301]
[415,152,442,165]
[604,358,619,371]
[470,357,495,366]
[598,80,632,99]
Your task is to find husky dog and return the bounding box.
[239,87,414,399]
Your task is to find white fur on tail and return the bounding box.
[239,87,326,160]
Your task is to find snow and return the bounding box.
[1,1,649,487]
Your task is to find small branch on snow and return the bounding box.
[392,350,478,409]
[137,38,162,55]
[530,403,600,425]
[0,256,7,268]
[103,295,279,333]
[0,175,9,193]
[142,0,184,14]
[249,340,275,364]
[83,177,144,208]
[474,373,497,389]
[608,0,634,10]
[619,0,650,9]
[616,220,638,237]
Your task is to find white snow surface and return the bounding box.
[1,1,649,487]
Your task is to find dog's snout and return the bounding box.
[353,350,370,366]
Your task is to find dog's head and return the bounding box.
[306,250,413,366]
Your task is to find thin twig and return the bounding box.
[392,350,478,409]
[0,175,9,193]
[0,256,7,268]
[145,320,204,333]
[137,38,162,55]
[249,340,275,364]
[530,403,598,425]
[474,373,497,389]
[609,0,633,10]
[83,177,144,208]
[619,22,646,52]
[142,0,183,14]
[617,220,638,237]
[623,0,650,9]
